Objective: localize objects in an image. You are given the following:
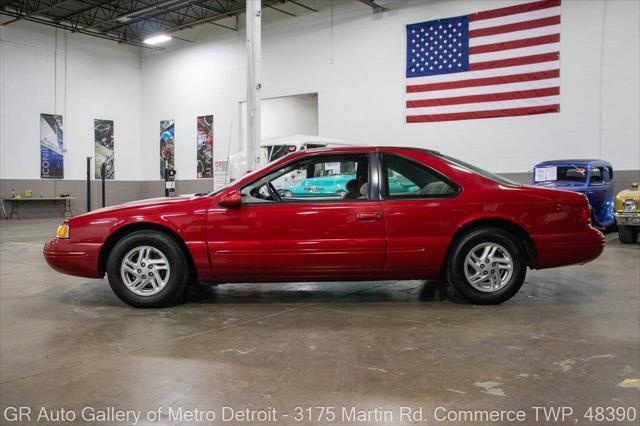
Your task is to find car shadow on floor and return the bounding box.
[58,279,464,308]
[179,279,460,305]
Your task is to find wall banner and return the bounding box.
[40,114,64,179]
[94,119,114,179]
[160,119,175,179]
[197,115,214,178]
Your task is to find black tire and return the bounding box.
[106,230,189,308]
[446,227,527,305]
[604,221,618,234]
[618,225,639,244]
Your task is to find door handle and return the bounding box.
[357,212,383,221]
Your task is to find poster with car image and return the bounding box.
[40,113,64,179]
[197,115,214,178]
[94,119,114,179]
[160,119,175,179]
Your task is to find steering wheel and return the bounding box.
[267,182,282,202]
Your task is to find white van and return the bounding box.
[228,135,358,182]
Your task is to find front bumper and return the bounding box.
[615,212,640,227]
[43,238,102,278]
[534,227,605,269]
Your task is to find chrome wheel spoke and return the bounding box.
[148,275,158,290]
[480,245,491,261]
[465,258,480,274]
[122,260,137,274]
[468,273,484,283]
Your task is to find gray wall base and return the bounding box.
[1,171,638,219]
[0,179,215,219]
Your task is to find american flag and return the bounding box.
[405,0,561,123]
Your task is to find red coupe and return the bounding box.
[44,147,604,307]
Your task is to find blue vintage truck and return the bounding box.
[532,159,615,229]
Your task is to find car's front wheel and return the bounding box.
[106,230,189,308]
[447,227,527,304]
[618,225,638,244]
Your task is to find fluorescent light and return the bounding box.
[143,34,172,45]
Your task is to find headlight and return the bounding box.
[56,224,69,239]
[623,199,637,212]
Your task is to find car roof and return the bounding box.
[298,146,440,155]
[261,135,359,147]
[536,159,612,167]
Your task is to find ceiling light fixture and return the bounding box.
[143,34,172,45]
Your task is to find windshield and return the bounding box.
[207,166,267,196]
[534,165,587,183]
[434,152,520,186]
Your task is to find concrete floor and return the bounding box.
[1,218,638,425]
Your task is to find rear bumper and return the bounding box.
[43,238,102,278]
[534,227,605,269]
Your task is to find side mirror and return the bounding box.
[218,190,242,207]
[631,182,639,190]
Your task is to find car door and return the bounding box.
[587,166,614,226]
[377,152,461,277]
[207,153,385,282]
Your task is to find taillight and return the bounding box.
[580,203,592,225]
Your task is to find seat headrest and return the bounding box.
[360,182,369,197]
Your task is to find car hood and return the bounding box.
[616,189,640,200]
[72,194,204,218]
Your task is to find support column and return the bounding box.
[246,0,262,173]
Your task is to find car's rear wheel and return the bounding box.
[447,227,526,304]
[618,225,638,244]
[106,231,189,308]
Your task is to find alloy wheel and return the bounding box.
[120,246,170,296]
[463,242,513,292]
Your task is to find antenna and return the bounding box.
[225,120,233,185]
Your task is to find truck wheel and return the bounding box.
[447,227,527,305]
[106,230,189,308]
[618,225,638,244]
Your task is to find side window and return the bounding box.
[382,154,457,198]
[241,154,370,204]
[601,167,611,183]
[590,167,603,185]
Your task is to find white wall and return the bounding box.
[0,21,141,180]
[240,93,319,149]
[140,36,245,180]
[2,0,638,182]
[141,0,639,177]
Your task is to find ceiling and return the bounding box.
[0,0,387,49]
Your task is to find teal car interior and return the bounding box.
[285,173,420,198]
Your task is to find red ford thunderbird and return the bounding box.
[44,147,604,307]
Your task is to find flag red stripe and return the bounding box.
[469,0,560,22]
[407,87,559,108]
[469,15,560,38]
[470,52,559,71]
[469,34,560,54]
[406,69,559,93]
[406,104,560,122]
